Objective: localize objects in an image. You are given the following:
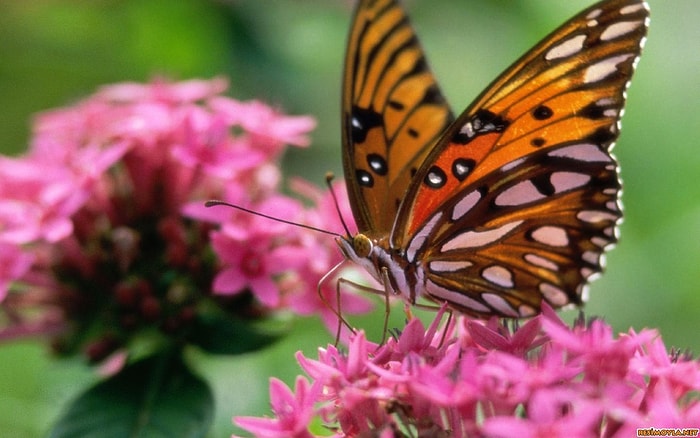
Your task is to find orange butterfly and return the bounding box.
[337,0,649,318]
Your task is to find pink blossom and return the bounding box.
[235,308,700,437]
[234,377,322,438]
[96,77,229,103]
[208,98,316,155]
[0,156,91,244]
[0,77,365,363]
[210,196,309,307]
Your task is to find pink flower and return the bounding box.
[0,156,94,244]
[210,196,309,307]
[0,77,362,363]
[208,98,316,156]
[235,309,700,437]
[234,377,322,438]
[96,77,229,103]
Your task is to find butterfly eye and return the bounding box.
[352,234,373,258]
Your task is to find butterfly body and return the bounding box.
[340,0,649,317]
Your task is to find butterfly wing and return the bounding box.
[392,0,649,316]
[342,0,454,235]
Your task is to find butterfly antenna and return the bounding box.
[205,200,340,237]
[325,172,353,237]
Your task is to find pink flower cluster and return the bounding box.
[0,78,370,359]
[235,306,700,437]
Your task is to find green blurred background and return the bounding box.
[0,0,697,436]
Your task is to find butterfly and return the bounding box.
[336,0,649,318]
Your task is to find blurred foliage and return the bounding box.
[0,0,698,436]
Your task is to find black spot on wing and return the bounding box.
[452,158,475,181]
[452,110,509,145]
[473,109,509,132]
[424,165,447,189]
[420,82,447,106]
[350,105,383,144]
[588,127,617,145]
[367,153,388,176]
[388,100,405,111]
[356,169,374,188]
[452,130,471,145]
[531,173,556,196]
[580,101,608,120]
[531,138,546,147]
[533,105,554,120]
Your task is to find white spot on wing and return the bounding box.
[495,180,546,207]
[603,108,620,117]
[545,34,586,61]
[452,190,482,221]
[426,280,490,313]
[482,265,514,288]
[582,251,600,265]
[531,226,569,247]
[606,200,620,211]
[442,220,523,251]
[500,157,526,173]
[550,172,591,193]
[584,54,635,84]
[601,21,644,41]
[519,305,537,317]
[621,4,646,14]
[577,210,618,223]
[459,122,474,138]
[406,212,442,262]
[548,144,612,162]
[482,293,518,317]
[591,236,610,248]
[429,260,473,273]
[539,283,570,307]
[586,8,602,19]
[524,253,559,271]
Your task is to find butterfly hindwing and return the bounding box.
[390,0,648,316]
[342,0,454,235]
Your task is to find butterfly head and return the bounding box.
[336,233,373,261]
[351,234,373,258]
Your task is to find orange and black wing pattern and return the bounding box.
[393,0,649,316]
[342,0,453,235]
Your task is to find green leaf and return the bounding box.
[49,351,213,438]
[191,313,284,355]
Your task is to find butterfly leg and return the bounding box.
[336,271,390,345]
[332,267,395,345]
[379,267,392,345]
[318,260,357,345]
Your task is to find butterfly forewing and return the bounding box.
[342,0,454,235]
[388,0,648,316]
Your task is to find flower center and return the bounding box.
[242,252,264,278]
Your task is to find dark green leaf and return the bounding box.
[191,313,284,355]
[49,351,213,438]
